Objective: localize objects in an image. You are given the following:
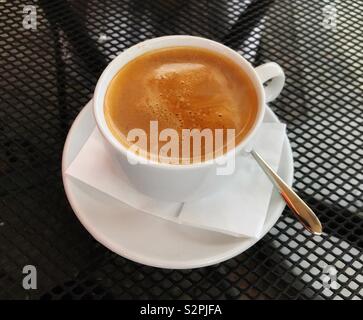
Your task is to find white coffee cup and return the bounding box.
[93,35,285,202]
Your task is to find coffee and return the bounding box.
[104,46,258,163]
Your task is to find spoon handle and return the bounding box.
[250,149,323,235]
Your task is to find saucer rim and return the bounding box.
[62,100,294,269]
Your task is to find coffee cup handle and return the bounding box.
[255,62,285,103]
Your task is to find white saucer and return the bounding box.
[62,100,294,269]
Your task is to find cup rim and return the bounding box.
[93,35,265,169]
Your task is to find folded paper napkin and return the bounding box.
[66,122,286,238]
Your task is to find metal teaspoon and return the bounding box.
[250,149,323,235]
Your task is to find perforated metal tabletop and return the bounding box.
[0,0,362,300]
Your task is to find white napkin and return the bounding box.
[66,122,286,238]
[180,123,285,237]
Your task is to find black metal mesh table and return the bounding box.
[0,0,362,300]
